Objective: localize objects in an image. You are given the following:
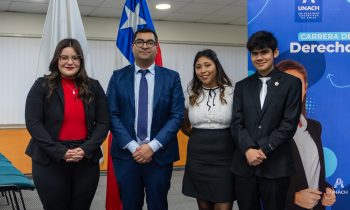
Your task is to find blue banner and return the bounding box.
[248,0,350,208]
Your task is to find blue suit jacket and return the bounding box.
[107,65,185,166]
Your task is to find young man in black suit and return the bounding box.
[231,31,302,210]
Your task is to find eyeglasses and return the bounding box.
[133,39,157,48]
[59,55,82,64]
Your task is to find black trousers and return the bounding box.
[32,158,100,210]
[235,175,289,210]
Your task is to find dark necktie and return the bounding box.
[137,69,149,141]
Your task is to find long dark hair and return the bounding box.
[44,38,93,103]
[276,59,307,115]
[188,49,232,106]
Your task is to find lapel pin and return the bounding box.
[275,81,279,86]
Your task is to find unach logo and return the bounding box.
[302,0,316,3]
[334,178,345,189]
[334,178,349,195]
[295,0,322,22]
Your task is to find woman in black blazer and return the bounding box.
[25,38,109,210]
[277,60,336,210]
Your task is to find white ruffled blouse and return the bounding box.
[185,86,234,129]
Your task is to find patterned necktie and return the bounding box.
[137,69,149,141]
[259,77,271,109]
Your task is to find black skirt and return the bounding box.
[182,128,236,202]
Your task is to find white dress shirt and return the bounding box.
[125,64,162,153]
[293,114,321,189]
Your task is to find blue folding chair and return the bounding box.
[0,154,35,210]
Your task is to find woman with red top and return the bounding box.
[25,38,109,210]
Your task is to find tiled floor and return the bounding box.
[0,168,238,210]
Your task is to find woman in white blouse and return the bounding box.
[181,49,235,210]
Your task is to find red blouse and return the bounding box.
[58,78,87,141]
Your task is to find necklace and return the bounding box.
[61,79,77,95]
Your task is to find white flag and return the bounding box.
[36,0,93,78]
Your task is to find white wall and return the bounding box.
[0,12,248,127]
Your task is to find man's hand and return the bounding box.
[132,144,154,164]
[245,148,266,166]
[295,188,322,209]
[321,187,336,206]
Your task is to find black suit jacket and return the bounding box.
[25,77,109,165]
[286,118,331,210]
[231,69,302,178]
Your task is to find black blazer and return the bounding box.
[231,69,302,178]
[286,118,331,210]
[25,77,109,165]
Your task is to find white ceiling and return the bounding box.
[0,0,247,25]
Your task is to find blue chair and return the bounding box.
[0,154,35,210]
[0,153,9,161]
[0,161,12,167]
[0,175,35,191]
[0,153,11,162]
[0,166,25,176]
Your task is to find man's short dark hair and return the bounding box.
[247,31,278,52]
[133,28,158,43]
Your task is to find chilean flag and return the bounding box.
[106,0,163,209]
[116,0,163,66]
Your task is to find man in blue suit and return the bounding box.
[107,28,185,210]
